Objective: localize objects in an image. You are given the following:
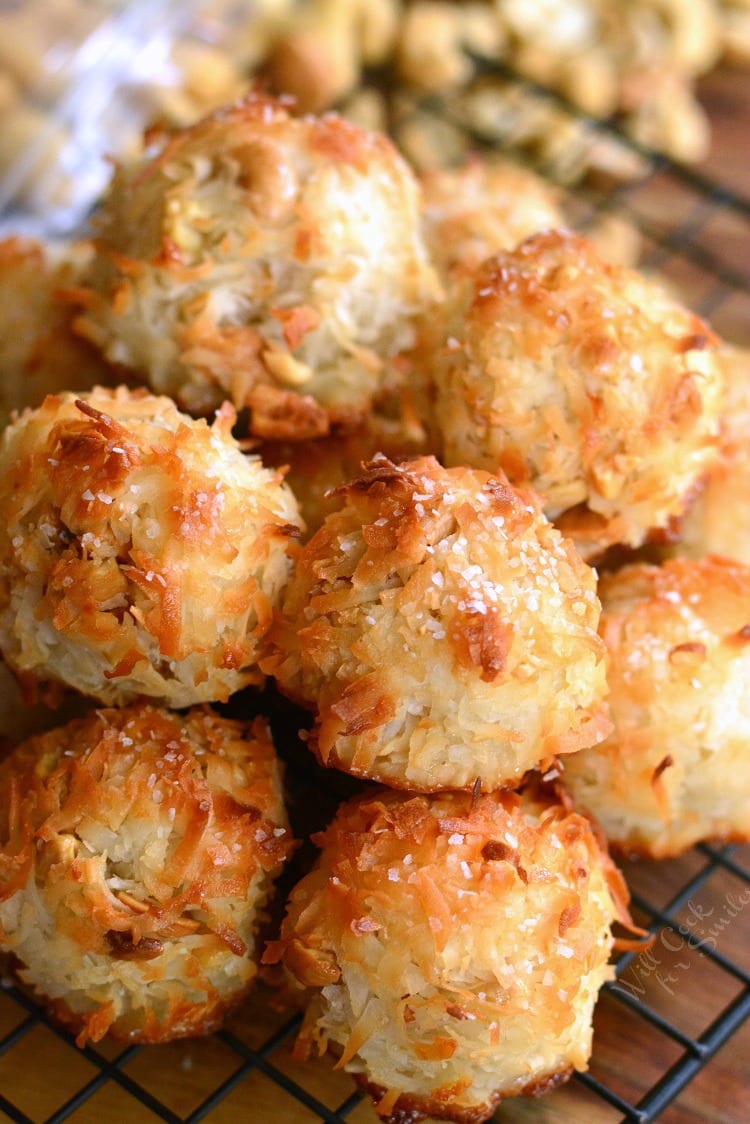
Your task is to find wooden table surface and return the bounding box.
[1,61,750,1124]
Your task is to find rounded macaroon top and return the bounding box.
[74,92,440,438]
[265,454,610,792]
[432,229,724,552]
[0,386,303,706]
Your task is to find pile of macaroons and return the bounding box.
[0,92,747,1124]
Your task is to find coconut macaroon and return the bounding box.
[263,455,610,792]
[420,157,563,280]
[672,346,750,563]
[0,704,294,1045]
[73,92,440,439]
[266,784,628,1123]
[0,386,302,707]
[563,556,750,858]
[0,237,115,429]
[431,230,724,552]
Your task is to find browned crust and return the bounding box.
[139,91,397,180]
[327,453,428,499]
[247,384,332,440]
[357,1065,575,1123]
[275,784,626,1123]
[471,231,714,351]
[304,732,528,795]
[40,976,255,1047]
[0,704,294,910]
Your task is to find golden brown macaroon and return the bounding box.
[672,346,750,563]
[563,556,750,858]
[263,455,610,792]
[73,93,440,439]
[0,386,302,706]
[431,230,724,551]
[0,703,294,1046]
[0,237,116,428]
[266,784,628,1123]
[420,156,563,280]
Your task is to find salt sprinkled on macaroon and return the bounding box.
[0,386,302,706]
[431,229,724,555]
[266,783,629,1123]
[263,455,610,792]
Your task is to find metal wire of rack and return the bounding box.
[1,60,750,1124]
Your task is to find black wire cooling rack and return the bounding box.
[1,58,750,1124]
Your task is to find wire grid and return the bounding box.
[2,65,750,1124]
